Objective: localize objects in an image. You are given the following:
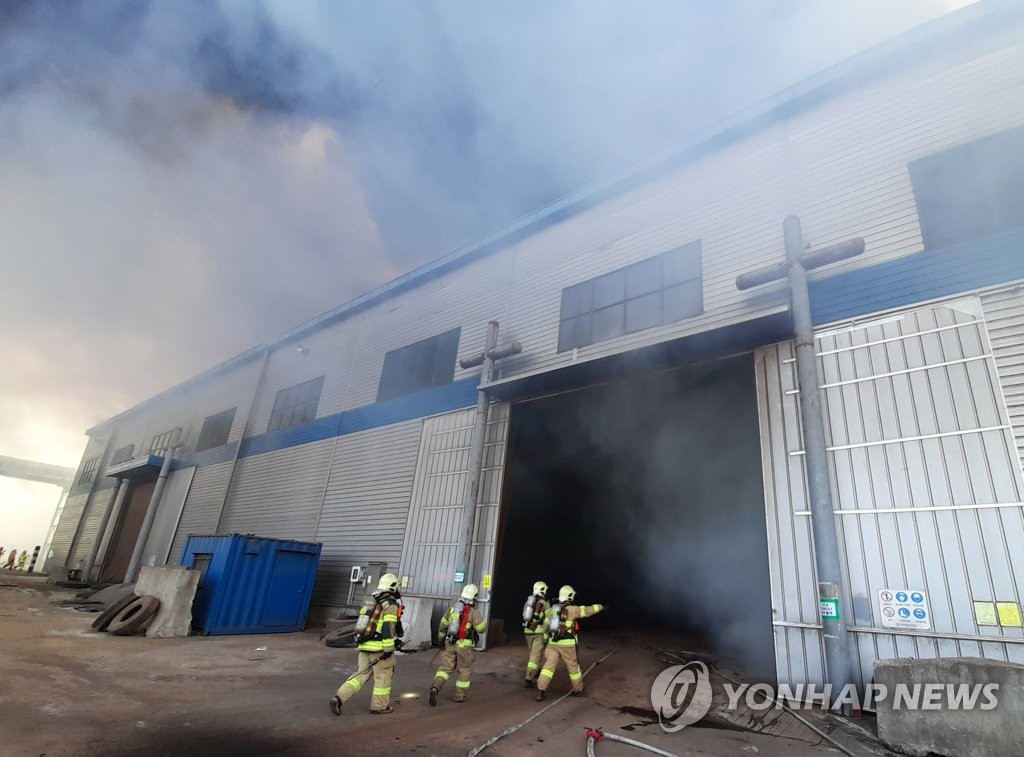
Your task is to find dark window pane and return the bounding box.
[910,126,1024,249]
[663,280,703,323]
[591,304,625,342]
[561,282,592,318]
[377,328,460,401]
[591,270,626,309]
[626,292,662,333]
[269,377,323,431]
[196,408,236,451]
[558,315,591,351]
[627,257,661,298]
[663,243,702,285]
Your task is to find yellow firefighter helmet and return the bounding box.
[377,573,400,593]
[533,581,549,597]
[461,583,480,601]
[558,585,576,603]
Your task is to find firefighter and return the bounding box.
[535,585,605,701]
[330,573,404,716]
[429,583,488,705]
[522,580,549,687]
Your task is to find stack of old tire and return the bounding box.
[90,593,161,636]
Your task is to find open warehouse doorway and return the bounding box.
[493,353,777,682]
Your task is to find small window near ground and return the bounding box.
[557,241,703,352]
[268,377,324,433]
[196,407,237,451]
[909,125,1024,250]
[377,328,460,402]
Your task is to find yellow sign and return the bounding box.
[401,575,410,588]
[482,574,492,589]
[997,601,1022,627]
[974,601,998,626]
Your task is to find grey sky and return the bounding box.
[0,0,971,498]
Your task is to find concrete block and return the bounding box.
[400,596,437,650]
[874,657,1024,757]
[136,566,200,638]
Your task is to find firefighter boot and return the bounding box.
[536,690,546,702]
[429,687,438,707]
[329,696,343,716]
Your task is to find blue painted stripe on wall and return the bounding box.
[238,377,480,459]
[810,227,1024,325]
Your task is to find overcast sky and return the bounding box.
[0,0,975,546]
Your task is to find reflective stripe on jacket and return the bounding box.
[358,598,399,652]
[438,604,487,648]
[547,603,604,646]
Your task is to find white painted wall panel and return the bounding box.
[218,440,335,541]
[758,296,1024,689]
[312,419,423,607]
[168,461,234,563]
[47,492,90,574]
[983,285,1024,470]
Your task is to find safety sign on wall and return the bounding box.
[878,589,930,630]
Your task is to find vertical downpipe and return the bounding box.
[82,477,129,583]
[125,429,181,583]
[785,215,853,707]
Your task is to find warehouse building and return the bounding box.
[51,3,1024,688]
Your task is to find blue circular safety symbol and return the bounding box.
[898,608,911,618]
[896,592,908,603]
[913,608,927,619]
[911,592,924,603]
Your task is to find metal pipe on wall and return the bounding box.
[82,477,129,583]
[784,215,854,706]
[125,429,181,583]
[456,321,499,587]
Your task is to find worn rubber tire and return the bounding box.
[107,595,160,636]
[91,593,139,632]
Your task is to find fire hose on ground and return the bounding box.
[654,648,859,757]
[584,728,680,757]
[466,641,622,757]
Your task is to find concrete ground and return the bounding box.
[0,575,885,756]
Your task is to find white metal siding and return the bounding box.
[68,487,115,565]
[982,284,1024,469]
[218,440,335,540]
[312,419,423,607]
[759,297,1024,688]
[398,403,509,605]
[168,461,234,563]
[47,492,90,572]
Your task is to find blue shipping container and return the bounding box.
[180,534,322,635]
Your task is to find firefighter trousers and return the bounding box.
[524,633,546,681]
[537,643,583,693]
[432,645,474,701]
[336,651,395,712]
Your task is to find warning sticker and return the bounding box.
[482,574,492,589]
[819,598,840,620]
[996,602,1022,628]
[879,589,930,630]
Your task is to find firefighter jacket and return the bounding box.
[546,603,604,646]
[438,603,488,648]
[357,595,401,653]
[524,597,549,636]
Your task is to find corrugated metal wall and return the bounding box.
[398,403,509,617]
[168,461,234,565]
[312,419,423,607]
[758,295,1024,688]
[218,440,336,541]
[982,284,1024,468]
[67,487,115,565]
[47,492,90,573]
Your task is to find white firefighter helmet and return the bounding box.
[461,583,480,601]
[533,580,549,597]
[558,585,576,603]
[377,573,400,593]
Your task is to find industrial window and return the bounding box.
[148,428,180,454]
[268,376,324,433]
[377,328,461,402]
[558,242,703,352]
[110,444,135,465]
[76,457,100,486]
[195,407,237,451]
[909,125,1024,250]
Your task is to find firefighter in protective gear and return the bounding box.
[430,583,488,705]
[522,580,549,687]
[535,585,604,701]
[330,573,404,716]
